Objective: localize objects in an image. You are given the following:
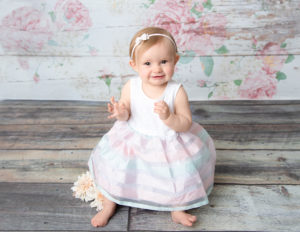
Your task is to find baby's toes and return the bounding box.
[183,218,193,227]
[91,215,106,227]
[91,218,97,227]
[189,215,197,223]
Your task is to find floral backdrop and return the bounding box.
[0,0,299,100]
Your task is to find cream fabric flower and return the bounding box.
[90,190,104,211]
[72,171,104,211]
[71,171,96,202]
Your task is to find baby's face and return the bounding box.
[131,39,179,88]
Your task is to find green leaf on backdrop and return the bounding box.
[276,72,287,81]
[49,11,56,22]
[83,34,89,40]
[97,76,112,87]
[48,40,58,46]
[208,91,213,99]
[234,80,242,86]
[280,42,287,48]
[142,0,156,8]
[179,51,196,64]
[203,0,213,10]
[285,54,295,64]
[215,45,229,54]
[105,77,112,87]
[199,56,214,77]
[191,4,202,18]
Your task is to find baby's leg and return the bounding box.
[171,211,197,227]
[91,196,116,227]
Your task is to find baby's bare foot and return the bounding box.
[171,211,197,227]
[91,197,116,227]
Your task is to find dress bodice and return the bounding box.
[128,78,181,137]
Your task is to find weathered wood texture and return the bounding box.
[1,100,300,185]
[0,100,300,231]
[1,100,300,125]
[0,183,300,231]
[0,182,129,231]
[130,185,300,231]
[2,123,300,150]
[0,183,299,231]
[1,149,300,185]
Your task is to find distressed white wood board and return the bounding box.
[0,0,299,56]
[0,55,299,100]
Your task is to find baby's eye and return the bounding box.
[144,62,151,66]
[161,60,168,64]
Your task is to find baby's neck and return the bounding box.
[142,82,168,100]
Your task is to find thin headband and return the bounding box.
[130,33,177,59]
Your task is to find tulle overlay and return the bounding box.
[88,120,216,211]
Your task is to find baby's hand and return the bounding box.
[154,101,171,120]
[107,96,127,120]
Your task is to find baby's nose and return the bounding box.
[153,64,162,72]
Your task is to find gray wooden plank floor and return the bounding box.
[0,100,300,231]
[129,185,300,231]
[0,183,129,231]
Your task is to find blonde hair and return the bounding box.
[129,27,178,61]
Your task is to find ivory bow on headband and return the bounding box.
[130,33,177,59]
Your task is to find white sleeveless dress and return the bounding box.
[88,77,216,211]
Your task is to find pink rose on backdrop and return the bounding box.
[146,1,192,49]
[198,80,206,87]
[54,0,92,31]
[146,0,226,55]
[184,13,227,55]
[238,72,277,99]
[257,42,288,75]
[18,58,30,70]
[0,7,53,52]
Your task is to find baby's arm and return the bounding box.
[107,80,131,121]
[154,86,192,132]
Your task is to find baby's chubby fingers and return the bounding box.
[154,100,167,108]
[107,96,120,119]
[154,100,168,111]
[107,96,129,120]
[107,96,116,113]
[107,102,113,113]
[110,96,117,106]
[109,96,114,102]
[154,101,170,120]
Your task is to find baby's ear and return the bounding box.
[129,59,138,72]
[175,54,180,65]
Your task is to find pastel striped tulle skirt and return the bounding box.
[88,121,216,211]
